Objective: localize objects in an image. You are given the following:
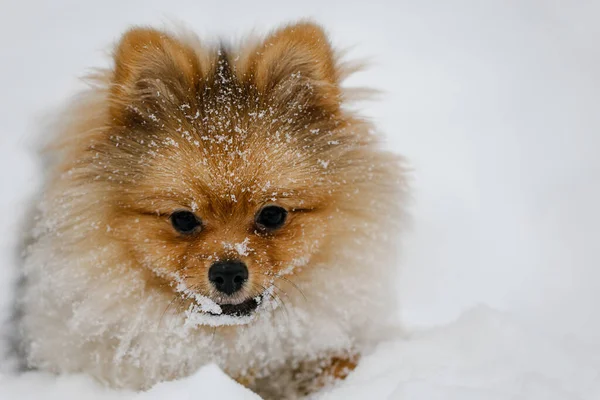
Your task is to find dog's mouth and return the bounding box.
[210,297,259,317]
[183,290,274,327]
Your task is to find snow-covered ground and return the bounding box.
[1,0,600,398]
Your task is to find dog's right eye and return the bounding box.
[170,211,201,234]
[255,205,288,231]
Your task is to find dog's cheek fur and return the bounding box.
[109,199,333,300]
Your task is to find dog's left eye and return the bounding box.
[170,210,201,234]
[255,205,288,231]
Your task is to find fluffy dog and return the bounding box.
[19,22,406,398]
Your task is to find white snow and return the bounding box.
[0,364,260,399]
[222,238,253,257]
[2,0,600,399]
[318,307,600,400]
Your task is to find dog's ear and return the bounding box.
[248,22,341,112]
[110,27,202,125]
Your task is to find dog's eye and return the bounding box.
[255,205,288,231]
[170,211,201,234]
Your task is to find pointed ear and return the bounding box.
[110,27,202,124]
[249,22,341,110]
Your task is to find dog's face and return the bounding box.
[114,131,335,317]
[78,24,388,320]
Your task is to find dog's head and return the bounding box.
[75,23,400,321]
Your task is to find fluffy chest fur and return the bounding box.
[22,229,396,393]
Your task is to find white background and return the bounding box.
[1,0,600,398]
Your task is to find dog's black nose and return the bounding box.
[208,260,248,295]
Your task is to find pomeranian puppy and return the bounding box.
[19,22,405,398]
